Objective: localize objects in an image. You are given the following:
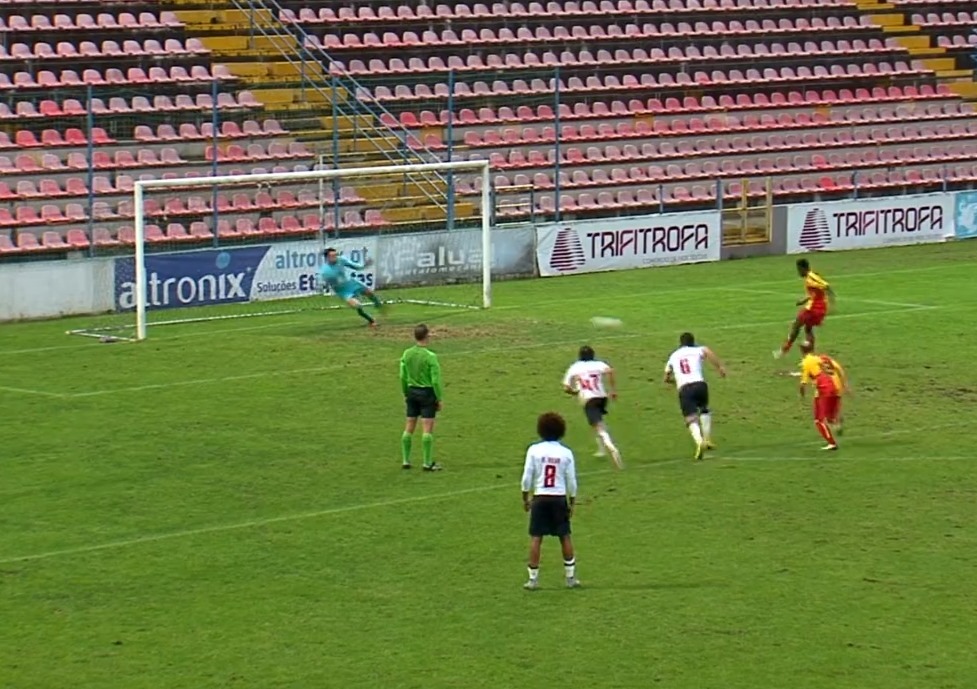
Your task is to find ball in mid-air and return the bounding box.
[590,316,623,328]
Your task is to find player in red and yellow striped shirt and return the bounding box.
[775,259,835,359]
[799,342,849,451]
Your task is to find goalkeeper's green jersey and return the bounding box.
[399,345,444,400]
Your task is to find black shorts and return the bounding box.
[678,381,710,417]
[583,397,608,425]
[528,495,571,537]
[405,387,438,419]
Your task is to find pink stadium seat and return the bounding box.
[17,233,43,252]
[42,231,71,250]
[0,234,18,254]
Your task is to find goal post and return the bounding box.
[95,159,492,342]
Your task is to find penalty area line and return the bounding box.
[720,287,935,310]
[0,421,966,563]
[0,458,684,565]
[0,385,66,399]
[30,303,943,399]
[726,454,973,463]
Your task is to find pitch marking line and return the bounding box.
[720,287,934,310]
[2,257,973,358]
[0,303,942,399]
[0,385,65,399]
[0,421,965,565]
[728,455,971,462]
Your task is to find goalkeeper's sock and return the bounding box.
[368,293,382,309]
[356,307,374,324]
[401,432,413,465]
[422,433,434,466]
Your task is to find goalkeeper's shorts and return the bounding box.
[336,283,366,301]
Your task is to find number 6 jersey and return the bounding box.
[665,346,707,389]
[562,360,612,402]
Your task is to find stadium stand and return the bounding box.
[2,0,977,254]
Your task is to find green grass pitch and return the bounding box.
[2,242,976,689]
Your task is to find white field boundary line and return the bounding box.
[730,455,972,462]
[0,303,944,399]
[0,421,967,565]
[0,385,65,399]
[0,457,683,565]
[2,257,974,358]
[720,287,933,310]
[718,420,966,460]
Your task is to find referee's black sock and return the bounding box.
[356,307,374,324]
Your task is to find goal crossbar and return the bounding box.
[131,159,492,341]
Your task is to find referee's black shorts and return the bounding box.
[405,386,438,419]
[529,495,571,537]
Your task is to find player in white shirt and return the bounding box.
[663,332,727,461]
[521,412,580,590]
[561,345,622,469]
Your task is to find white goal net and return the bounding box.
[69,160,493,341]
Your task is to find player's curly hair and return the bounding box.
[537,412,566,442]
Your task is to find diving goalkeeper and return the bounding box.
[318,247,384,326]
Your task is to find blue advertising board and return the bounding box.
[114,239,377,311]
[954,190,977,239]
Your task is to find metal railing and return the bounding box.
[230,0,460,225]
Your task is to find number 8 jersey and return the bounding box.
[521,440,578,497]
[562,360,612,402]
[665,345,707,389]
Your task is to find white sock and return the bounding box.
[595,435,605,454]
[689,422,703,444]
[700,413,712,440]
[598,429,617,452]
[528,566,539,581]
[564,558,576,579]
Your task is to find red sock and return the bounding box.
[815,420,836,445]
[781,340,793,353]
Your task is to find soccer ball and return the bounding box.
[591,316,623,328]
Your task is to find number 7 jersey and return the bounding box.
[563,360,612,402]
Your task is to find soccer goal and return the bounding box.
[68,159,493,342]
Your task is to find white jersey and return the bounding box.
[562,360,612,402]
[521,440,577,497]
[665,346,708,389]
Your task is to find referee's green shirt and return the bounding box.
[399,345,444,400]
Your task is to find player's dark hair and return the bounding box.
[414,324,429,342]
[537,412,566,441]
[579,345,595,361]
[323,247,337,258]
[796,258,810,271]
[680,332,695,347]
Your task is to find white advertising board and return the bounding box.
[536,211,722,277]
[786,194,954,254]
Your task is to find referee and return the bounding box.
[399,323,444,471]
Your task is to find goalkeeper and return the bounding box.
[318,248,384,326]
